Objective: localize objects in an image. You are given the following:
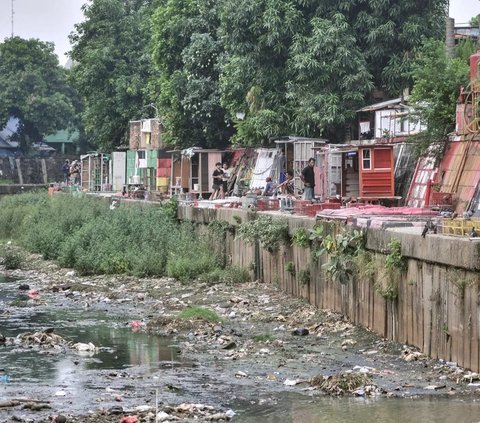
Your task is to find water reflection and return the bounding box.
[0,277,183,386]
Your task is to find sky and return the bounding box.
[0,0,479,66]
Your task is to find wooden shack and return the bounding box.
[80,153,110,192]
[316,142,395,202]
[274,137,327,196]
[127,118,171,192]
[169,148,224,197]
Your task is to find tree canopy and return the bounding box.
[0,37,76,152]
[69,0,449,149]
[69,0,157,151]
[409,38,472,159]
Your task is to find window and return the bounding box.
[373,148,391,169]
[362,149,371,170]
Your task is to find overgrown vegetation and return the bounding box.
[374,238,407,300]
[291,228,310,248]
[311,225,365,285]
[0,243,24,270]
[298,268,311,286]
[237,215,289,253]
[177,307,222,323]
[197,266,251,285]
[0,193,220,281]
[285,261,296,276]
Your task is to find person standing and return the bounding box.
[301,157,315,201]
[70,160,80,185]
[220,162,230,199]
[210,162,224,200]
[62,159,70,184]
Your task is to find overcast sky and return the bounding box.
[0,0,479,66]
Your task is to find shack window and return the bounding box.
[374,148,391,169]
[362,149,371,170]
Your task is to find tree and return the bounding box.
[0,37,76,152]
[286,14,374,140]
[70,0,156,151]
[218,0,448,145]
[149,0,232,148]
[409,38,470,159]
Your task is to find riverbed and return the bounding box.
[2,258,480,423]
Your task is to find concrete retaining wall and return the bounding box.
[179,206,480,371]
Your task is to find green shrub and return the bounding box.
[177,307,222,323]
[0,192,222,279]
[292,228,310,248]
[237,215,289,253]
[198,266,251,285]
[0,244,24,270]
[285,261,296,275]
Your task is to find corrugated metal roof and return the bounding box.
[438,140,480,213]
[357,98,402,112]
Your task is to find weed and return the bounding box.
[375,238,407,301]
[0,244,24,270]
[198,266,251,285]
[384,238,406,272]
[285,261,296,276]
[232,215,242,224]
[299,268,311,285]
[292,228,310,248]
[448,268,478,302]
[208,220,234,237]
[352,250,376,283]
[177,307,222,323]
[237,215,289,253]
[253,334,274,342]
[315,229,365,285]
[10,298,29,307]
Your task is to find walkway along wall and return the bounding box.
[179,206,480,372]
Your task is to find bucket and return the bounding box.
[193,183,199,191]
[157,176,169,193]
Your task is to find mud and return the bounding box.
[2,256,480,422]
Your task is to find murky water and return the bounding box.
[3,274,480,422]
[0,275,185,385]
[236,394,480,423]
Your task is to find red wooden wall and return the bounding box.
[359,146,394,197]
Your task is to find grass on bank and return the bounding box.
[0,192,250,283]
[177,307,222,323]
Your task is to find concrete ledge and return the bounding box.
[179,205,480,272]
[366,227,480,271]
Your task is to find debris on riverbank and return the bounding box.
[2,253,480,422]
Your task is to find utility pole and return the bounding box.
[11,0,15,37]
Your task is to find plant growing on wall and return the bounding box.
[375,238,406,300]
[292,227,310,248]
[285,261,296,276]
[316,229,365,285]
[299,268,311,286]
[237,215,289,253]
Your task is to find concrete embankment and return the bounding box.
[179,205,480,372]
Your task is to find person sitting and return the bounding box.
[281,170,294,195]
[262,177,275,196]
